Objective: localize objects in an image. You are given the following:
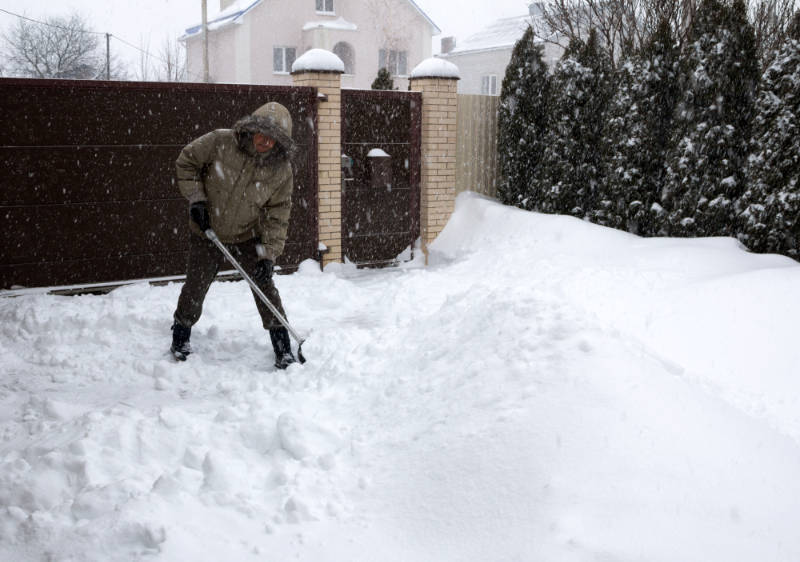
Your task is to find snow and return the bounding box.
[2,191,800,561]
[302,17,358,32]
[447,14,536,54]
[410,57,460,79]
[291,49,345,74]
[182,0,261,38]
[367,148,390,158]
[204,0,260,22]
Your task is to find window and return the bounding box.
[316,0,334,13]
[481,75,498,95]
[273,46,296,73]
[333,42,355,74]
[379,49,408,76]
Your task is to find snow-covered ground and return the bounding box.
[2,192,800,561]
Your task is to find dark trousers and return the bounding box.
[174,234,287,330]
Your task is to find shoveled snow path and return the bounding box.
[2,193,800,560]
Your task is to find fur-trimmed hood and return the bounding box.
[233,101,295,163]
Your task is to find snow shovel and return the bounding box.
[205,228,306,364]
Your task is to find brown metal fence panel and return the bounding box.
[0,78,318,290]
[341,89,421,266]
[456,94,499,198]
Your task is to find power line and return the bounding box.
[0,7,105,35]
[0,7,203,81]
[112,33,205,82]
[112,34,174,67]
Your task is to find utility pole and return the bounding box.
[106,33,111,80]
[202,0,209,82]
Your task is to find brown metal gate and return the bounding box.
[0,78,318,290]
[341,90,421,266]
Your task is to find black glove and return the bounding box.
[190,202,211,232]
[253,259,274,283]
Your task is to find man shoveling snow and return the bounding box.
[170,101,299,369]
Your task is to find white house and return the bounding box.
[439,2,564,96]
[181,0,440,90]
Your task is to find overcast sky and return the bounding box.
[0,0,531,71]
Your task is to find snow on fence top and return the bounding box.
[410,57,460,80]
[292,49,345,74]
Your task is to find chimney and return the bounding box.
[441,36,456,55]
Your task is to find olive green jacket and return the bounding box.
[176,102,296,262]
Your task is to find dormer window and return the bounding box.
[316,0,334,14]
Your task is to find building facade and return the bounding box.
[182,0,440,90]
[439,3,564,96]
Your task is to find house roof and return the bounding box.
[182,0,261,39]
[447,15,533,55]
[406,0,441,35]
[182,0,440,39]
[444,9,555,56]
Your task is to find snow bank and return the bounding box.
[2,192,800,561]
[433,193,800,442]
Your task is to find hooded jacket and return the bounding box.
[176,101,296,261]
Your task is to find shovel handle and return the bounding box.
[205,229,307,362]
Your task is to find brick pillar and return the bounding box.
[409,59,460,259]
[292,50,344,267]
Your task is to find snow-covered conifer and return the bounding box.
[740,11,800,257]
[371,67,395,90]
[533,30,614,219]
[603,20,680,236]
[496,26,550,208]
[662,0,759,238]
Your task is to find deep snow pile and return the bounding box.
[2,192,800,561]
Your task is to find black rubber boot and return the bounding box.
[170,321,192,361]
[269,327,296,370]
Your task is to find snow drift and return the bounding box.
[1,192,799,561]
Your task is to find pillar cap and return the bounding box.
[291,48,345,74]
[409,57,460,80]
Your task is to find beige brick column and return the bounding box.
[292,50,344,267]
[409,59,460,259]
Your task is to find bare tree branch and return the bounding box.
[158,36,186,82]
[2,12,103,79]
[365,0,415,54]
[137,34,154,81]
[531,0,795,66]
[751,0,797,64]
